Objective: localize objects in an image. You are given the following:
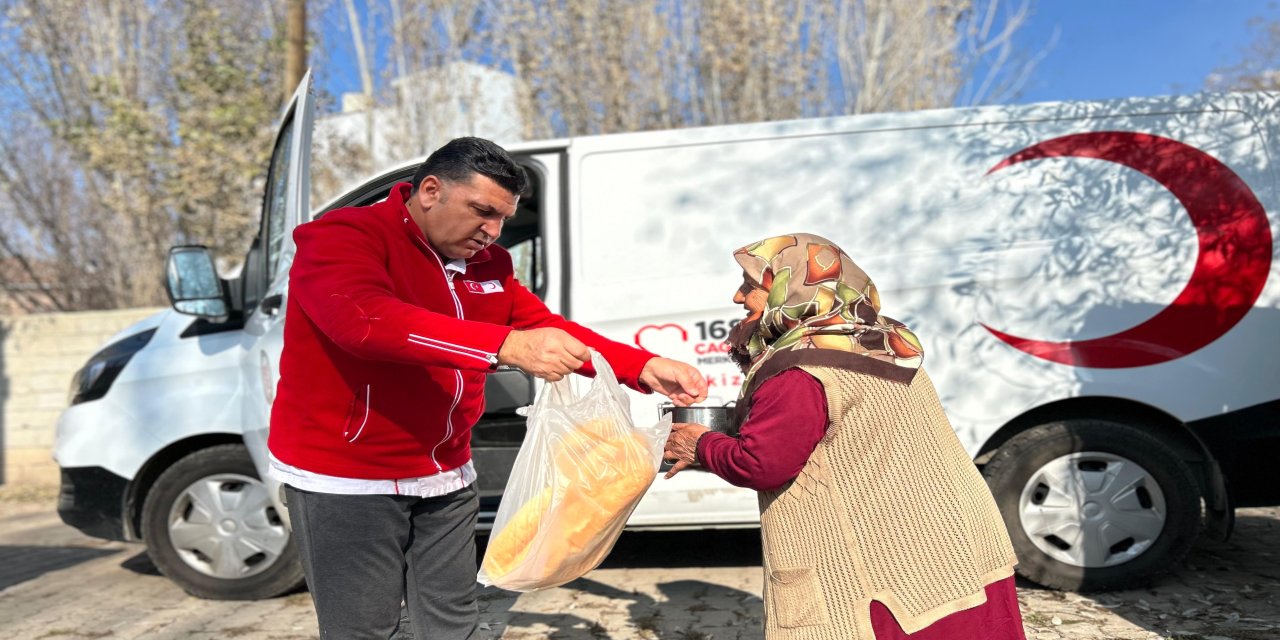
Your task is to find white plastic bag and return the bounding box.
[478,350,671,591]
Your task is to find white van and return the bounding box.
[56,74,1280,599]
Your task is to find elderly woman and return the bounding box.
[664,233,1025,640]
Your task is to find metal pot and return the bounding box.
[660,403,740,435]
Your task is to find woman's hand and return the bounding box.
[663,422,711,479]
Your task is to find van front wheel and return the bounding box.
[982,420,1201,592]
[141,444,305,600]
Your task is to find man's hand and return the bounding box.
[639,357,708,406]
[497,328,589,381]
[663,422,711,479]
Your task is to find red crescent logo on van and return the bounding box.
[981,131,1273,368]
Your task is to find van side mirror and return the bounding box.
[166,246,229,319]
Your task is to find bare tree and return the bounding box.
[169,2,287,273]
[342,0,377,157]
[318,1,1035,150]
[1207,16,1280,91]
[0,118,107,311]
[385,0,488,156]
[307,0,492,208]
[484,0,1035,139]
[0,0,1036,311]
[0,0,284,311]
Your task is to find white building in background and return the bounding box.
[314,61,525,177]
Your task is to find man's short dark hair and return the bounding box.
[411,137,528,197]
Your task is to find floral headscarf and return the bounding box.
[728,233,924,410]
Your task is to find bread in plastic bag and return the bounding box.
[478,350,671,591]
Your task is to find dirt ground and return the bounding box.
[1011,505,1280,640]
[0,484,1276,639]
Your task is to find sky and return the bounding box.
[997,0,1280,104]
[316,1,1280,112]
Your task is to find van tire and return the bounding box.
[141,444,305,600]
[982,420,1201,592]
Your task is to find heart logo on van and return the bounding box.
[633,323,689,355]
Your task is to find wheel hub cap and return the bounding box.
[1017,451,1167,568]
[167,473,288,579]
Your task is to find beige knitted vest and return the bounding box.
[758,367,1017,640]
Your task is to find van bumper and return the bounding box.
[57,467,131,541]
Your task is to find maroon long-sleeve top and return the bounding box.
[695,369,828,491]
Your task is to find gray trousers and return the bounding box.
[285,484,481,639]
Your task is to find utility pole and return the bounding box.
[285,0,307,103]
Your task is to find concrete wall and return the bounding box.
[1,308,164,486]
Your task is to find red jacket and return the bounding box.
[268,183,656,479]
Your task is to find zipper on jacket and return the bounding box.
[430,369,463,473]
[444,269,464,317]
[420,248,466,473]
[409,238,499,367]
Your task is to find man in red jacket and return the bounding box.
[268,137,706,639]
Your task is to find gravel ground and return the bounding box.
[0,485,1276,639]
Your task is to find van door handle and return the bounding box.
[261,293,284,316]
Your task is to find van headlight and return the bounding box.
[68,328,157,406]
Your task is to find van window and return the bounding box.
[505,234,542,292]
[239,113,295,314]
[262,121,295,282]
[497,162,545,298]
